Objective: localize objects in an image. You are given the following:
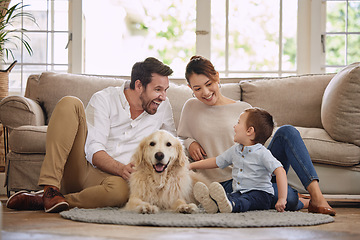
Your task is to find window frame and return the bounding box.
[297,0,326,74]
[68,0,84,74]
[8,0,359,95]
[196,0,298,77]
[322,0,360,72]
[3,0,76,94]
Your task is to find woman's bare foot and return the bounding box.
[299,197,310,209]
[311,196,332,208]
[307,181,332,208]
[306,180,336,215]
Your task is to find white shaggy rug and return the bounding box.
[60,208,334,228]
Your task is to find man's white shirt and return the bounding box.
[85,81,176,165]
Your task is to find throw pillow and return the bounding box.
[321,62,360,147]
[240,74,333,128]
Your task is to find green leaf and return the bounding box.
[0,1,37,61]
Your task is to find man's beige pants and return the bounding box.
[38,96,129,208]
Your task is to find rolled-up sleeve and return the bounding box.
[85,92,111,164]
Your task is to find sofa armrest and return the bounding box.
[0,96,46,129]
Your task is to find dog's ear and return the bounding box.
[131,139,146,167]
[176,140,188,167]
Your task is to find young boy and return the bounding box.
[190,107,287,213]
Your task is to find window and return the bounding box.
[323,0,360,73]
[210,0,298,77]
[6,0,359,94]
[83,0,297,78]
[298,0,360,74]
[83,0,196,77]
[4,0,69,94]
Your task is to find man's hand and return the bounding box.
[119,162,135,181]
[189,141,207,161]
[92,150,135,181]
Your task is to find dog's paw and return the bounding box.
[136,203,159,214]
[176,203,199,214]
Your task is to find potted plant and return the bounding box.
[0,0,36,99]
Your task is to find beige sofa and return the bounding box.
[1,62,359,196]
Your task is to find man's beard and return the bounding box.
[140,93,161,115]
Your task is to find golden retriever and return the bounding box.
[125,130,210,214]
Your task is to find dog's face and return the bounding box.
[132,130,187,173]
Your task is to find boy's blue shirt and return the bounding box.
[216,143,283,195]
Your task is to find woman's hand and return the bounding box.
[189,141,207,161]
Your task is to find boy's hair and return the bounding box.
[244,107,275,145]
[130,57,173,90]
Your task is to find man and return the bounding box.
[6,57,176,213]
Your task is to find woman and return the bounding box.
[178,55,335,215]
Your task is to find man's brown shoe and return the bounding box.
[6,190,44,210]
[308,200,336,216]
[43,186,69,213]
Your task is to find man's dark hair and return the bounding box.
[130,57,173,89]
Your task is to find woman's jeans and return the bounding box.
[268,125,319,188]
[221,125,319,211]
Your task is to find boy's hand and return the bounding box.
[273,167,287,212]
[275,197,287,212]
[188,162,194,170]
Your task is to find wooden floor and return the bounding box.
[2,199,360,240]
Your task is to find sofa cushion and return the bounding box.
[265,127,360,167]
[220,82,241,102]
[9,126,47,154]
[167,83,193,129]
[240,74,334,128]
[296,127,360,166]
[321,62,360,147]
[36,72,125,124]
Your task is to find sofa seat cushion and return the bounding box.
[266,127,360,167]
[240,74,334,128]
[321,62,360,147]
[9,126,47,154]
[297,127,360,166]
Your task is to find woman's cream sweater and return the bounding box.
[177,98,251,182]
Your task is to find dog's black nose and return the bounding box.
[155,152,164,161]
